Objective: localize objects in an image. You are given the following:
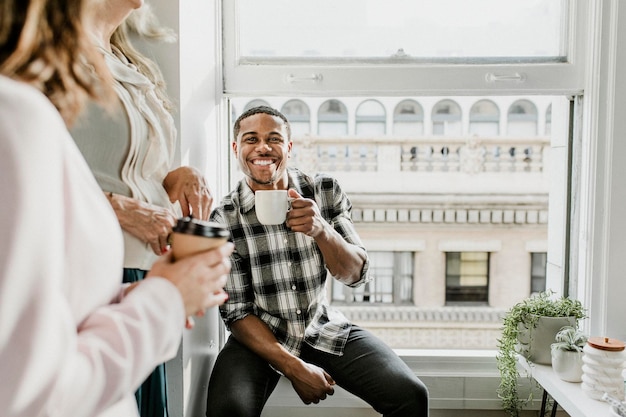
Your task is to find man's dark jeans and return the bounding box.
[206,325,429,417]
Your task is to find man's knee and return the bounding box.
[401,379,429,415]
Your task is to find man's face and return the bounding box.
[233,112,292,191]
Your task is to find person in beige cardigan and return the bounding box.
[71,2,215,416]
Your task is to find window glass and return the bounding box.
[229,95,559,349]
[531,252,548,294]
[355,99,386,136]
[218,0,599,354]
[432,99,462,136]
[469,99,500,136]
[507,99,538,136]
[243,99,271,112]
[318,99,349,136]
[223,0,583,96]
[445,252,489,305]
[332,251,413,305]
[236,0,567,61]
[281,99,311,137]
[393,99,424,136]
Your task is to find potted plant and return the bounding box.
[550,325,587,382]
[496,291,586,417]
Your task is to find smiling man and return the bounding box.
[206,106,429,417]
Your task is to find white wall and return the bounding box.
[139,1,226,416]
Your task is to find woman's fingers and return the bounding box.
[184,290,228,329]
[146,243,233,322]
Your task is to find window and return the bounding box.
[355,99,386,136]
[507,99,538,136]
[243,99,271,112]
[432,99,462,136]
[445,252,489,305]
[233,0,567,61]
[393,99,424,136]
[222,1,583,96]
[281,99,310,137]
[221,0,595,351]
[332,251,413,305]
[469,99,500,136]
[229,93,554,348]
[531,252,548,294]
[164,2,625,413]
[318,99,348,136]
[545,104,552,136]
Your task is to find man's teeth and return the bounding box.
[254,160,273,166]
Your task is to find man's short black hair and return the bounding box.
[233,105,291,141]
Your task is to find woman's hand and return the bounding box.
[163,166,213,220]
[108,193,177,255]
[147,243,234,319]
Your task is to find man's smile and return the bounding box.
[252,158,275,166]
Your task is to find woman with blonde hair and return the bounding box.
[70,2,215,416]
[0,1,232,416]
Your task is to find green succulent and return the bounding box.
[551,325,587,353]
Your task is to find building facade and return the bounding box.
[230,96,553,349]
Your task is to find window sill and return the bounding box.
[262,349,541,415]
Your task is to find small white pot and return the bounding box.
[551,348,584,382]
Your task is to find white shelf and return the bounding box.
[518,356,613,417]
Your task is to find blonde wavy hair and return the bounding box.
[0,0,113,126]
[111,4,176,113]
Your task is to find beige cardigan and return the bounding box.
[71,47,180,270]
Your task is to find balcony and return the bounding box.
[289,135,550,198]
[292,135,547,172]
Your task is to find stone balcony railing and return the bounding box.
[338,305,508,349]
[291,135,550,175]
[340,305,506,323]
[281,135,552,219]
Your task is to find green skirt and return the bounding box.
[124,268,168,417]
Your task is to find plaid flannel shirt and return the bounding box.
[210,168,370,357]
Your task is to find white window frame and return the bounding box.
[220,0,587,305]
[221,0,626,339]
[217,0,626,350]
[222,0,586,96]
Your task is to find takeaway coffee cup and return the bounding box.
[255,190,291,225]
[170,216,229,261]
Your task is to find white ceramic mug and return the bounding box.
[255,190,290,225]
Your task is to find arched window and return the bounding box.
[355,99,386,136]
[507,99,538,136]
[281,99,310,137]
[318,99,348,136]
[432,99,462,136]
[545,104,552,136]
[243,99,271,112]
[393,100,424,136]
[469,99,500,136]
